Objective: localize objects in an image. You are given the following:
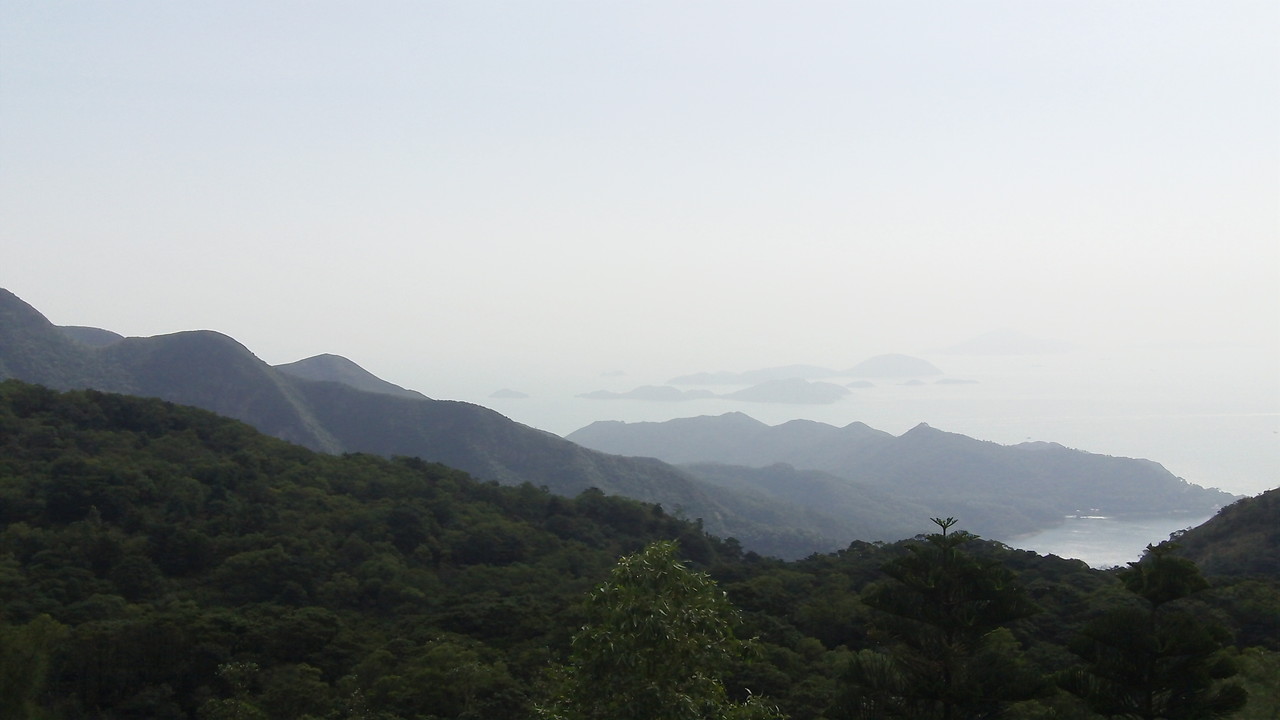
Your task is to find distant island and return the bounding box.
[844,353,943,377]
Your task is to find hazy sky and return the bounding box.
[3,1,1277,395]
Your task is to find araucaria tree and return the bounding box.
[843,517,1042,720]
[538,540,783,720]
[1061,541,1247,719]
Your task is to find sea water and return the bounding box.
[1008,513,1215,569]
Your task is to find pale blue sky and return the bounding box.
[3,1,1277,396]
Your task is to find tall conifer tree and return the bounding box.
[843,518,1042,719]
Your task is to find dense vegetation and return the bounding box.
[0,381,1275,719]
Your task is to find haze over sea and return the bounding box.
[473,344,1277,568]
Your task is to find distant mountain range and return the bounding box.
[0,287,1235,556]
[567,412,1238,540]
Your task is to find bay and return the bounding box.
[1009,513,1214,569]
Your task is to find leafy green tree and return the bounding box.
[843,518,1042,720]
[1061,541,1247,719]
[539,540,783,720]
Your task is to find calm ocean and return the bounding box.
[1008,513,1215,569]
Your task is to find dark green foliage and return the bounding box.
[1061,542,1248,719]
[0,381,1273,719]
[843,518,1044,719]
[0,381,738,718]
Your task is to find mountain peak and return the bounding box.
[899,422,941,438]
[275,354,428,400]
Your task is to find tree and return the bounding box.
[539,540,783,720]
[1061,541,1248,719]
[843,518,1042,720]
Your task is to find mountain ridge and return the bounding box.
[1,287,1235,553]
[567,412,1236,539]
[0,288,835,557]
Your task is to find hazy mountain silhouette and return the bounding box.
[844,353,943,377]
[569,413,890,467]
[567,413,1236,539]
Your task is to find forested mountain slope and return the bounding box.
[0,288,845,556]
[1175,487,1279,578]
[2,382,1275,719]
[0,380,735,717]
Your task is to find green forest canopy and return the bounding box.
[0,380,1275,719]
